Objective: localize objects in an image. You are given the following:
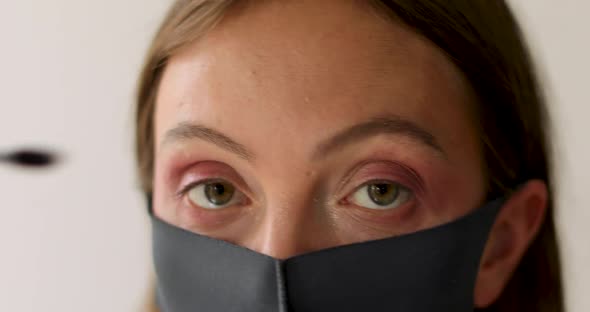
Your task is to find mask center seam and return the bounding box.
[275,261,288,312]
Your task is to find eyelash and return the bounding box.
[342,177,413,200]
[176,176,416,211]
[176,177,230,199]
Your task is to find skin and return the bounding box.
[152,0,548,307]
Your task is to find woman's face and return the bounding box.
[153,0,486,259]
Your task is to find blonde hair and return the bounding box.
[136,0,235,195]
[136,2,234,310]
[136,1,563,311]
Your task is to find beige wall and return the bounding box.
[0,1,169,311]
[0,1,587,311]
[509,1,590,311]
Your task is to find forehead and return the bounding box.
[162,0,464,95]
[155,0,475,161]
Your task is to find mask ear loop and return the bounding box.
[146,192,154,216]
[145,192,164,310]
[486,178,527,204]
[506,181,528,198]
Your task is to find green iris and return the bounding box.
[205,181,235,205]
[367,183,399,206]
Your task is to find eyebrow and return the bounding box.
[313,115,445,160]
[162,122,254,161]
[161,115,445,162]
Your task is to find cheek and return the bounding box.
[152,160,173,222]
[410,107,486,224]
[152,148,193,223]
[424,156,486,225]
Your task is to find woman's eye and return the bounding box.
[186,179,244,210]
[349,181,412,210]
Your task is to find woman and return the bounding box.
[136,0,563,311]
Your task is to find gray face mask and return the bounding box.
[149,197,503,312]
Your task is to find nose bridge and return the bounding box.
[249,185,332,259]
[243,150,337,259]
[257,196,315,259]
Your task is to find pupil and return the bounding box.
[368,183,398,206]
[375,184,388,195]
[213,184,225,195]
[205,182,234,205]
